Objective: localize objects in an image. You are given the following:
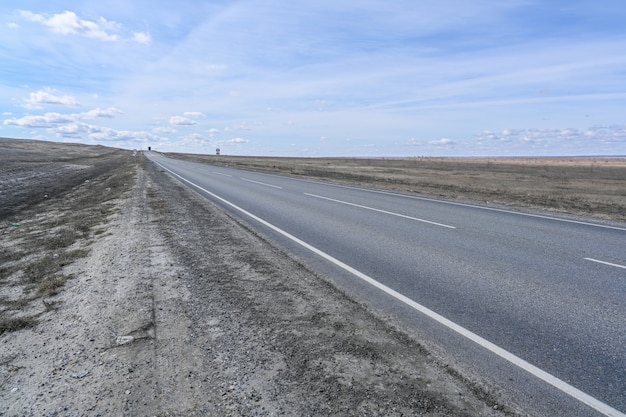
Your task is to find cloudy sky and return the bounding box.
[2,1,625,156]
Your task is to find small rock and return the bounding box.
[71,370,90,379]
[116,335,134,345]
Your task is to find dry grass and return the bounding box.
[165,153,626,221]
[37,274,71,297]
[0,316,36,335]
[0,142,139,333]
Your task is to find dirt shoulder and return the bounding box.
[1,142,525,416]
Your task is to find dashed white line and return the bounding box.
[241,177,282,189]
[585,258,626,270]
[152,159,624,417]
[212,171,232,177]
[278,177,626,232]
[305,193,456,229]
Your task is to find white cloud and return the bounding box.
[185,133,206,141]
[19,10,149,44]
[133,32,151,45]
[18,10,44,23]
[21,10,119,42]
[88,126,162,142]
[208,128,220,138]
[169,116,197,126]
[429,138,455,145]
[53,122,91,139]
[472,125,626,153]
[228,137,248,144]
[24,90,80,109]
[183,111,206,118]
[226,122,251,131]
[153,126,176,134]
[3,107,122,129]
[81,107,123,118]
[4,114,97,140]
[178,133,210,149]
[4,112,74,128]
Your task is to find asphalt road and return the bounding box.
[146,152,625,417]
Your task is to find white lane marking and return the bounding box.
[322,183,626,232]
[241,177,282,189]
[212,171,232,177]
[254,173,626,232]
[153,159,624,417]
[305,193,456,229]
[585,258,626,270]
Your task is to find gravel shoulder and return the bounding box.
[1,140,526,416]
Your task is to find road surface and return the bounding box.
[146,152,625,417]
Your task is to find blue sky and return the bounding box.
[2,1,625,156]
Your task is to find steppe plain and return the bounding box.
[1,137,624,416]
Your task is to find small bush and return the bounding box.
[0,316,37,334]
[38,275,69,297]
[43,227,79,250]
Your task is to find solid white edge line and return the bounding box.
[241,177,283,189]
[305,192,456,229]
[584,258,626,270]
[153,159,625,417]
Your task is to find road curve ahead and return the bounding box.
[145,152,625,417]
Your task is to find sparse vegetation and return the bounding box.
[37,274,71,297]
[0,138,138,333]
[0,315,37,335]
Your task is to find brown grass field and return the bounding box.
[165,153,626,221]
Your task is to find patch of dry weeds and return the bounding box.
[0,145,139,333]
[0,316,37,335]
